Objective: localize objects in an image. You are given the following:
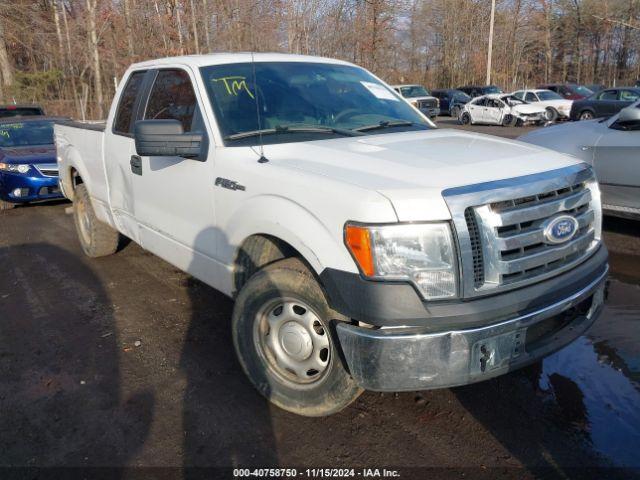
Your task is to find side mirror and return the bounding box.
[134,119,206,161]
[611,106,640,131]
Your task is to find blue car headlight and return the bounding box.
[0,162,31,174]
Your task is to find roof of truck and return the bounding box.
[130,52,354,70]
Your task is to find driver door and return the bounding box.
[132,67,218,266]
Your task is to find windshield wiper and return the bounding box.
[354,120,415,132]
[225,124,363,141]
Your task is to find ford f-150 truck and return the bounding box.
[55,53,608,416]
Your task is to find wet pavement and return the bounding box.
[1,138,639,479]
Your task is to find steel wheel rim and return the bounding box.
[254,297,331,386]
[76,200,91,246]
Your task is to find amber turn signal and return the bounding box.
[345,225,375,277]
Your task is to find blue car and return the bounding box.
[0,117,67,210]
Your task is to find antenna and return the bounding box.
[251,51,268,163]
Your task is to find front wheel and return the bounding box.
[232,258,363,416]
[460,112,471,125]
[450,105,460,118]
[545,107,558,122]
[579,110,594,121]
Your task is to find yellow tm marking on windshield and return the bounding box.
[212,76,255,99]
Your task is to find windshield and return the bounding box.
[0,120,54,147]
[573,85,594,96]
[398,85,430,98]
[453,91,471,103]
[0,107,44,118]
[200,62,431,145]
[501,95,525,106]
[537,90,563,100]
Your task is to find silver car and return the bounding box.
[518,100,640,219]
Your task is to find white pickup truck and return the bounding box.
[55,53,608,416]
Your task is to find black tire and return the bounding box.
[232,257,363,416]
[579,110,594,121]
[502,114,517,127]
[545,107,558,122]
[0,200,15,211]
[450,105,460,118]
[460,112,471,125]
[73,184,119,258]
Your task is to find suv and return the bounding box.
[431,89,471,118]
[392,84,440,119]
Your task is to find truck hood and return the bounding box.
[264,129,583,221]
[0,145,56,164]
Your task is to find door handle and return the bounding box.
[130,155,142,175]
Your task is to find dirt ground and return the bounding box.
[1,121,639,479]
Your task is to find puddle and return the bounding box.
[539,278,640,468]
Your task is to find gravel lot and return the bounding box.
[1,121,639,479]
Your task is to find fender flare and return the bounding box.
[221,195,358,276]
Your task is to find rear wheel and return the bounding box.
[73,184,119,258]
[460,112,471,125]
[0,200,15,211]
[232,258,362,416]
[579,110,594,121]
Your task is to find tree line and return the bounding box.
[0,0,638,120]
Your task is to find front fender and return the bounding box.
[220,195,359,276]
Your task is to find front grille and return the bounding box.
[34,163,58,177]
[444,164,600,298]
[418,99,437,109]
[468,181,596,290]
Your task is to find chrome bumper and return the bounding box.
[336,266,607,392]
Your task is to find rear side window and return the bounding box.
[113,71,146,135]
[598,90,618,101]
[144,69,198,132]
[525,92,537,102]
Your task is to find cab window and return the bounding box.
[113,70,146,135]
[525,92,538,102]
[144,69,199,132]
[598,90,618,101]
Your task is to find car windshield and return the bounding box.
[0,107,43,118]
[501,95,525,106]
[399,85,430,98]
[573,85,594,96]
[537,90,563,100]
[0,120,54,147]
[484,86,502,94]
[200,62,431,145]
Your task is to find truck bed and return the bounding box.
[55,119,106,132]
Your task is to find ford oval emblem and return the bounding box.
[543,215,579,244]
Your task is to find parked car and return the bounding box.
[431,89,471,117]
[537,83,593,100]
[512,89,572,121]
[56,53,607,416]
[0,116,66,210]
[391,84,440,119]
[520,100,640,219]
[0,104,45,118]
[457,85,503,98]
[569,87,640,121]
[459,93,548,126]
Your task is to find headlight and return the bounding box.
[0,162,30,174]
[345,223,458,299]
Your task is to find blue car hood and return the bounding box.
[0,145,57,165]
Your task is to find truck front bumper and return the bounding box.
[328,246,608,392]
